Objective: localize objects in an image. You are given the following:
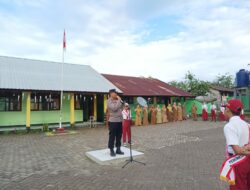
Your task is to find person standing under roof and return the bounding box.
[167,103,173,122]
[150,105,156,125]
[191,103,198,121]
[107,89,124,157]
[173,102,178,122]
[177,103,183,121]
[143,106,149,126]
[135,105,142,126]
[156,105,162,124]
[162,105,168,123]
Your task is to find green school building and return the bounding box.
[0,56,121,128]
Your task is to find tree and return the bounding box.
[212,73,234,88]
[168,80,188,92]
[169,71,210,96]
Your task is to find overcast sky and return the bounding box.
[0,0,250,82]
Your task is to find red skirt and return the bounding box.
[220,112,225,121]
[122,120,131,143]
[202,109,208,121]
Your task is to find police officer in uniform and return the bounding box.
[107,89,124,157]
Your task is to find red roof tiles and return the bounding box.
[102,74,193,97]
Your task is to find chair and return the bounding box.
[89,116,97,128]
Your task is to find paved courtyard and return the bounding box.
[0,120,229,190]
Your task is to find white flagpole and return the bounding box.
[59,30,66,129]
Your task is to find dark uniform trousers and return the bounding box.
[108,122,122,149]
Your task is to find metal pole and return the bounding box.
[59,42,65,128]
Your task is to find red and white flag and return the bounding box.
[63,30,66,51]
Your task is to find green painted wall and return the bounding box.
[0,92,83,127]
[0,96,26,126]
[237,96,249,110]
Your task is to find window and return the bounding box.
[31,92,60,111]
[74,94,83,110]
[0,91,22,111]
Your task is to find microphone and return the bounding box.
[117,95,124,104]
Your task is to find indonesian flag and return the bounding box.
[220,154,248,185]
[63,30,66,51]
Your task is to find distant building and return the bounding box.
[209,85,234,105]
[102,74,193,105]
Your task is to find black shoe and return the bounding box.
[110,149,116,157]
[116,148,124,155]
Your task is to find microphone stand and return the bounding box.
[122,109,146,169]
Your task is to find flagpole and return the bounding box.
[59,30,65,129]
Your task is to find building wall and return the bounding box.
[0,96,26,126]
[0,92,83,127]
[209,89,221,103]
[235,88,250,111]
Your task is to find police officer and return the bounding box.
[107,89,124,157]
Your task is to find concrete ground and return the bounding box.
[0,120,229,190]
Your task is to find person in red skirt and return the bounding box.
[202,102,208,121]
[211,101,217,122]
[219,104,226,122]
[240,109,245,120]
[122,103,132,147]
[220,99,250,190]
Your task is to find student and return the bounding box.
[220,99,250,189]
[211,102,217,122]
[156,105,163,124]
[240,109,245,120]
[191,103,198,121]
[201,102,208,121]
[150,106,156,125]
[162,105,168,123]
[219,104,226,122]
[122,103,132,147]
[167,104,173,122]
[135,105,142,126]
[177,103,183,121]
[142,106,149,126]
[173,102,178,122]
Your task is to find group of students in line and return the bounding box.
[133,102,187,126]
[120,102,187,146]
[106,101,246,127]
[199,101,245,122]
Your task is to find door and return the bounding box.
[96,94,104,122]
[83,95,94,122]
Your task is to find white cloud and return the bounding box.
[0,0,250,82]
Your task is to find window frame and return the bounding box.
[0,91,22,112]
[31,92,61,111]
[74,94,84,110]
